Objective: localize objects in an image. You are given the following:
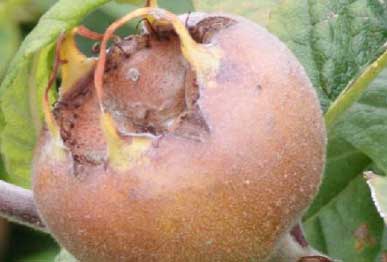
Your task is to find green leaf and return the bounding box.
[0,6,20,80]
[304,176,385,262]
[365,172,387,225]
[55,249,77,262]
[330,67,387,174]
[5,225,59,262]
[305,132,371,219]
[377,227,387,261]
[0,0,111,187]
[1,46,52,187]
[303,64,387,260]
[193,0,387,111]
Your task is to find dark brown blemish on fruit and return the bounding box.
[189,16,237,43]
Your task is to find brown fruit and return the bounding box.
[32,9,326,262]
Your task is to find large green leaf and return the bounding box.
[304,50,387,260]
[305,132,371,219]
[304,176,385,262]
[0,46,53,188]
[332,67,387,174]
[302,130,381,261]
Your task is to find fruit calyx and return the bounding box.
[42,7,238,173]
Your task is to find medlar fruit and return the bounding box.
[32,7,326,262]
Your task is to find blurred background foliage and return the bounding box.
[0,0,193,261]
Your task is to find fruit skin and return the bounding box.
[32,12,326,262]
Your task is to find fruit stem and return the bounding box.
[0,180,47,233]
[58,28,97,96]
[94,7,220,114]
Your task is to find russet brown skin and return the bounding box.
[33,13,326,262]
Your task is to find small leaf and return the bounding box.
[364,171,387,225]
[55,249,78,262]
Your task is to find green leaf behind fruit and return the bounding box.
[304,176,385,262]
[1,47,52,188]
[332,68,387,174]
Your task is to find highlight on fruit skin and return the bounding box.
[32,5,327,262]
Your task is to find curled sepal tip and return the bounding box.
[101,113,151,171]
[59,27,97,95]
